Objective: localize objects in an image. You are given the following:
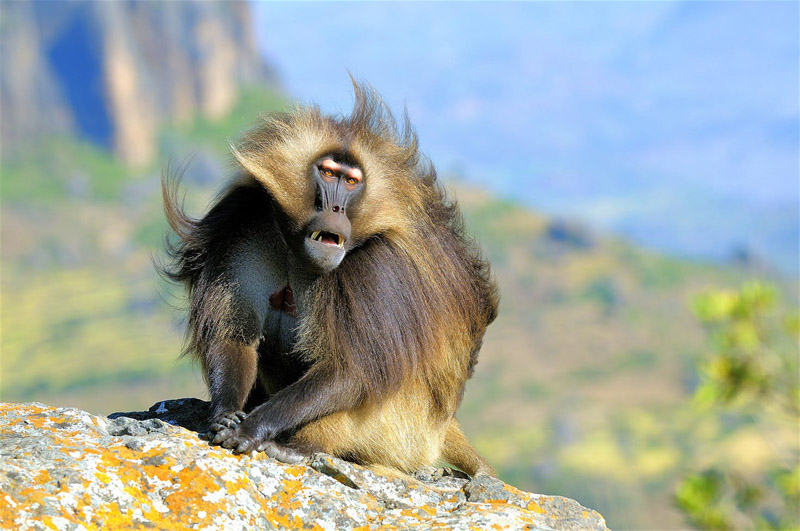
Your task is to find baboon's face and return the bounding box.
[298,154,364,273]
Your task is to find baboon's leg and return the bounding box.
[441,418,496,477]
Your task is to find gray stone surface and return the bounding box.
[1,400,609,530]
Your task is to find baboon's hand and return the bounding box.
[222,413,283,454]
[214,428,305,464]
[208,410,246,446]
[256,440,306,464]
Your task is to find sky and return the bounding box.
[252,1,799,272]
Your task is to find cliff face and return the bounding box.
[0,400,609,530]
[0,1,275,166]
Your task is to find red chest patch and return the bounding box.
[269,285,297,317]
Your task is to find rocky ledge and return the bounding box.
[0,399,608,530]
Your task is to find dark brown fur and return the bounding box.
[162,82,498,475]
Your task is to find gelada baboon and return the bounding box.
[162,82,498,477]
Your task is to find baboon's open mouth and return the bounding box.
[309,230,345,248]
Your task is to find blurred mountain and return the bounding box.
[0,0,275,166]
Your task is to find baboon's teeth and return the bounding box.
[310,230,345,247]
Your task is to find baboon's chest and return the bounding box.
[268,284,296,317]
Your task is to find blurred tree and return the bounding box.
[675,283,799,530]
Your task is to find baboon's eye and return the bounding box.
[320,167,335,178]
[345,177,357,186]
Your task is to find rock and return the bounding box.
[0,401,608,530]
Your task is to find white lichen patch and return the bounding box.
[55,491,79,512]
[202,487,228,504]
[151,497,169,514]
[251,471,282,498]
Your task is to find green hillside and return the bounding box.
[1,87,795,529]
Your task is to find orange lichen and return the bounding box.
[20,414,55,430]
[15,469,55,511]
[285,464,306,478]
[278,478,304,499]
[164,464,227,518]
[0,500,19,528]
[478,498,510,505]
[502,483,529,498]
[260,505,309,530]
[33,468,53,484]
[419,505,437,516]
[527,500,547,514]
[398,507,434,521]
[255,477,321,529]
